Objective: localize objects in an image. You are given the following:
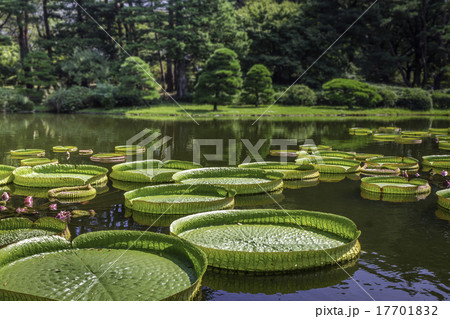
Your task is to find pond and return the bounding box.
[0,113,449,301]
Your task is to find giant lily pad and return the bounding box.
[298,144,332,153]
[355,153,383,161]
[20,158,58,166]
[429,128,449,135]
[361,163,400,176]
[312,150,356,160]
[349,127,372,135]
[439,141,450,150]
[366,156,419,172]
[296,157,363,174]
[360,189,429,203]
[48,184,97,200]
[171,209,361,273]
[238,162,319,180]
[0,231,207,301]
[422,155,450,170]
[0,165,15,185]
[111,159,202,183]
[283,178,320,190]
[10,149,45,157]
[114,145,146,155]
[124,184,235,215]
[269,150,298,158]
[360,176,431,195]
[378,126,401,133]
[373,134,398,141]
[0,217,67,247]
[233,189,285,207]
[436,189,450,211]
[172,167,284,195]
[395,137,422,144]
[52,146,77,152]
[90,153,126,163]
[401,131,431,138]
[13,164,108,188]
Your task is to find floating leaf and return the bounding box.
[114,145,146,155]
[0,165,15,186]
[360,176,431,196]
[52,146,78,152]
[10,149,45,157]
[48,184,97,200]
[13,164,108,188]
[20,158,58,167]
[111,160,202,183]
[436,189,450,211]
[0,231,207,301]
[238,162,319,180]
[172,167,284,195]
[171,209,361,273]
[124,184,235,215]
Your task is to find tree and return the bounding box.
[20,50,56,102]
[118,56,159,103]
[61,48,109,87]
[241,64,274,107]
[195,48,242,111]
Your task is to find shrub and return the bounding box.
[374,86,398,108]
[45,86,91,113]
[432,92,450,109]
[0,88,34,112]
[85,83,118,109]
[322,78,382,109]
[277,84,316,106]
[396,88,432,110]
[241,64,274,107]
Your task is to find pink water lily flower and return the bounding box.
[49,203,58,211]
[0,206,7,212]
[24,196,33,208]
[56,210,71,222]
[1,192,10,202]
[441,170,448,177]
[16,207,27,214]
[401,171,408,179]
[444,180,450,188]
[414,173,420,178]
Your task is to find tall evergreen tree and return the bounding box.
[119,56,159,102]
[195,48,242,111]
[242,64,274,107]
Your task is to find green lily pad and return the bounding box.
[238,162,319,180]
[429,128,449,134]
[366,156,419,172]
[172,167,284,195]
[436,189,450,211]
[171,209,361,273]
[422,155,450,170]
[0,217,67,247]
[20,158,58,166]
[313,150,356,160]
[233,189,285,207]
[401,131,431,138]
[48,184,97,200]
[355,153,383,161]
[298,144,332,153]
[114,145,146,155]
[269,150,300,157]
[373,133,399,141]
[124,184,235,215]
[349,127,372,135]
[378,126,401,133]
[0,231,207,301]
[52,146,78,152]
[0,165,15,186]
[360,189,429,203]
[297,157,362,174]
[13,164,108,188]
[361,176,431,195]
[395,137,422,144]
[90,153,126,163]
[439,141,450,150]
[10,149,45,157]
[111,160,202,183]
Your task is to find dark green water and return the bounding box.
[0,113,449,301]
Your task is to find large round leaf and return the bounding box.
[171,209,361,273]
[238,162,319,180]
[172,167,284,195]
[0,231,207,301]
[0,165,15,185]
[360,176,431,195]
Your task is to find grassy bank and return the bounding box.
[77,104,449,119]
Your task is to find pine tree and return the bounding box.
[119,56,159,102]
[195,48,242,111]
[242,64,274,107]
[20,50,56,102]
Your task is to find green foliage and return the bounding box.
[322,79,383,109]
[0,88,34,112]
[396,88,433,111]
[118,56,159,105]
[374,86,398,108]
[20,51,56,103]
[276,84,317,106]
[85,83,118,109]
[241,64,274,107]
[195,48,242,111]
[61,48,109,87]
[432,92,450,109]
[0,39,19,86]
[45,86,91,113]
